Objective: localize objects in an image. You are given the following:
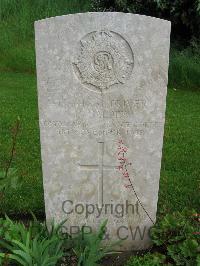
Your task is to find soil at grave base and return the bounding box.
[63,245,170,265]
[0,211,45,222]
[101,251,142,266]
[62,251,145,266]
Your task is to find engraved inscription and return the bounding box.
[79,142,118,206]
[73,31,134,92]
[47,96,146,112]
[41,119,163,137]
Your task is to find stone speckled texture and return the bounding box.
[35,12,171,250]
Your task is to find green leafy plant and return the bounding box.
[0,216,120,266]
[150,209,199,245]
[72,220,120,266]
[0,215,66,265]
[0,234,63,266]
[150,210,200,265]
[167,239,199,265]
[126,210,199,265]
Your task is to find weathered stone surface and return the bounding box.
[35,12,171,250]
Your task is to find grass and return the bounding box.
[158,88,200,213]
[0,71,199,217]
[0,72,43,216]
[0,0,91,73]
[168,47,200,90]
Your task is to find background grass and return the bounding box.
[168,46,200,90]
[0,0,199,218]
[0,0,91,73]
[0,72,43,216]
[159,88,200,213]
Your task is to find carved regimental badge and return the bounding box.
[73,31,134,92]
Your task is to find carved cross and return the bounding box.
[79,142,117,206]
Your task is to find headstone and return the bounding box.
[35,12,171,250]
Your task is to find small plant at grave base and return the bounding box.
[0,215,67,266]
[150,209,200,265]
[71,220,121,266]
[0,117,22,198]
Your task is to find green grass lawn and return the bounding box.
[0,71,199,218]
[159,87,200,214]
[0,72,43,217]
